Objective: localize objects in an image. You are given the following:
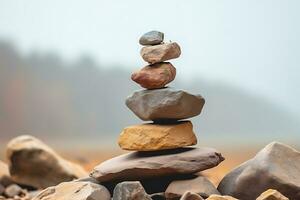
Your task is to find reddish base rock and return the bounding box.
[90,147,224,182]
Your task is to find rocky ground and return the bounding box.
[0,31,299,200]
[0,135,298,200]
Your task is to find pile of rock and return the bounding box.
[89,31,225,199]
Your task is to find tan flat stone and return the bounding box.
[118,121,197,151]
[256,189,289,200]
[206,194,238,200]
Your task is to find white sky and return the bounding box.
[0,0,299,116]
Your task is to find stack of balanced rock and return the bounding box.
[90,31,224,197]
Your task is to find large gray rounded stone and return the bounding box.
[218,142,300,200]
[126,88,205,121]
[139,30,164,46]
[90,147,224,182]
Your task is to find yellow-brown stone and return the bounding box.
[256,189,288,200]
[118,121,197,151]
[206,195,238,200]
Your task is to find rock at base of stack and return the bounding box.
[90,147,224,182]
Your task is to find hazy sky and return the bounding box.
[0,0,299,116]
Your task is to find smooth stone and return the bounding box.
[165,175,220,199]
[139,31,164,46]
[140,42,181,64]
[256,189,289,200]
[6,135,88,189]
[218,142,300,200]
[113,181,151,200]
[4,184,22,198]
[206,194,238,200]
[90,147,224,182]
[0,161,13,187]
[118,121,197,151]
[32,181,110,200]
[180,191,204,200]
[131,62,176,89]
[126,88,205,121]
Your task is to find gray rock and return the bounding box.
[218,142,300,200]
[165,175,220,199]
[140,42,181,64]
[90,147,224,182]
[139,31,164,46]
[0,161,13,187]
[4,184,22,198]
[180,191,204,200]
[32,181,111,200]
[113,181,152,200]
[6,135,87,189]
[126,88,205,121]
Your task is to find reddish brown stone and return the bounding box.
[131,62,176,89]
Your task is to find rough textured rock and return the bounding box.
[90,147,224,182]
[218,142,300,200]
[165,175,220,199]
[113,181,151,200]
[4,184,22,198]
[206,195,238,200]
[118,121,197,151]
[256,189,289,200]
[33,181,110,200]
[0,161,13,187]
[131,62,176,89]
[140,42,181,64]
[126,88,205,121]
[180,191,204,200]
[6,135,87,189]
[139,31,164,46]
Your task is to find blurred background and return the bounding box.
[0,0,299,172]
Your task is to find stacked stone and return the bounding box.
[119,30,205,151]
[90,31,224,189]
